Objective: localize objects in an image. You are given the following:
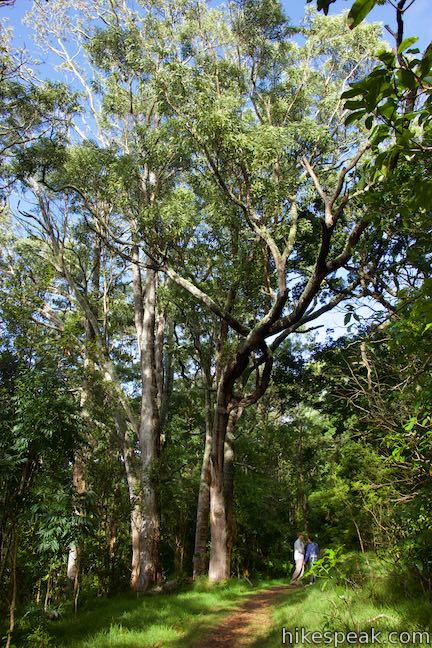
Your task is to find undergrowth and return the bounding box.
[7,554,432,647]
[253,552,432,647]
[8,578,272,648]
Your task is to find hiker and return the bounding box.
[304,534,319,584]
[290,532,305,584]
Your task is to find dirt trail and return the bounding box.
[194,584,295,647]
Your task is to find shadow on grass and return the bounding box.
[165,583,307,648]
[44,582,263,648]
[359,567,432,632]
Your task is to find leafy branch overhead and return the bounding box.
[310,0,432,181]
[307,0,380,26]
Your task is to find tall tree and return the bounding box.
[153,3,386,580]
[14,0,417,583]
[14,0,189,591]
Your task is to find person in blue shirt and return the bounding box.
[304,535,319,584]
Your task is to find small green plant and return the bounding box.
[23,624,57,648]
[22,603,63,621]
[306,547,343,586]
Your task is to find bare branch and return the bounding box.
[301,156,332,225]
[164,266,250,338]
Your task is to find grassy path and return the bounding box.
[194,585,295,647]
[37,580,287,647]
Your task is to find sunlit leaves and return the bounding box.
[341,43,432,180]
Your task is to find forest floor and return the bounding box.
[193,584,294,647]
[19,578,276,648]
[9,556,432,647]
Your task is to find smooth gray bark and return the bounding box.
[132,251,161,590]
[192,398,213,578]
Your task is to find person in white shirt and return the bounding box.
[290,532,305,584]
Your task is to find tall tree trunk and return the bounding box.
[208,337,272,582]
[208,477,228,582]
[66,321,93,591]
[208,398,231,582]
[132,251,161,591]
[114,410,144,591]
[138,266,161,590]
[224,407,243,577]
[66,456,86,593]
[192,302,234,580]
[35,201,162,594]
[208,349,249,583]
[130,500,145,591]
[208,406,243,582]
[159,317,174,436]
[107,518,118,594]
[193,387,213,578]
[67,235,100,592]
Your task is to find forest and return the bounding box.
[0,0,431,646]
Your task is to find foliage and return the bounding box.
[311,0,432,180]
[0,26,78,192]
[307,0,386,27]
[0,0,430,641]
[342,41,432,178]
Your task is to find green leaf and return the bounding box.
[347,0,377,29]
[378,99,397,120]
[377,51,396,68]
[397,69,417,90]
[404,417,417,431]
[344,313,352,325]
[307,0,338,15]
[419,49,432,77]
[370,123,390,146]
[341,86,362,99]
[398,37,419,54]
[344,110,365,126]
[365,115,374,129]
[344,99,366,110]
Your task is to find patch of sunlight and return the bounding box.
[81,622,180,648]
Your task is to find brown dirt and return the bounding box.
[193,584,296,647]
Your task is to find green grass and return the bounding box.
[11,555,432,647]
[14,578,282,648]
[250,554,432,647]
